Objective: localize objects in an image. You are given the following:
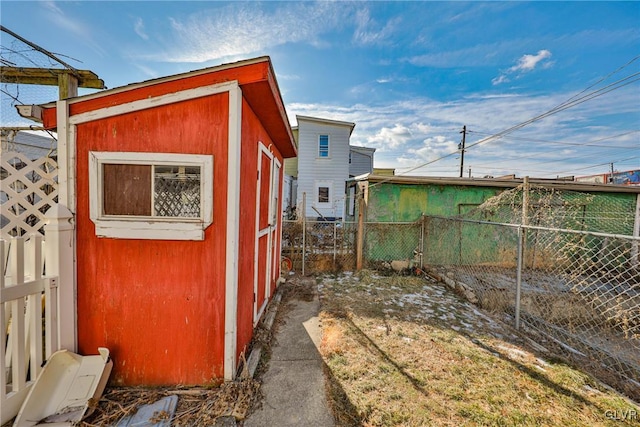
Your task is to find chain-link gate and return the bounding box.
[282,219,357,274]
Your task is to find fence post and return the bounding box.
[333,221,337,269]
[522,176,530,267]
[44,204,75,352]
[632,193,640,269]
[302,192,306,276]
[515,226,524,330]
[419,215,425,267]
[356,196,365,270]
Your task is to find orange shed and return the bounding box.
[32,57,296,385]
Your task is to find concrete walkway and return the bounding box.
[244,278,334,427]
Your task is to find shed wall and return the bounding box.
[236,99,284,360]
[75,93,230,386]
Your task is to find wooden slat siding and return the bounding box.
[40,60,296,159]
[255,149,273,320]
[256,236,268,318]
[235,100,284,360]
[75,93,229,386]
[69,64,267,116]
[259,152,272,230]
[102,164,151,216]
[270,158,283,297]
[296,118,352,218]
[349,148,374,177]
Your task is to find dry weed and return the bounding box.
[318,272,639,426]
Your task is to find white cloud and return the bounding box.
[367,124,413,149]
[408,40,522,68]
[42,1,107,57]
[134,17,148,40]
[493,49,553,85]
[352,8,401,46]
[512,49,552,72]
[287,85,639,178]
[133,63,159,79]
[146,2,346,63]
[404,136,459,163]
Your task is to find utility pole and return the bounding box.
[610,162,614,183]
[459,125,466,178]
[468,167,471,178]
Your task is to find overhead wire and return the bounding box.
[468,129,639,174]
[466,130,639,149]
[299,56,640,213]
[361,55,640,187]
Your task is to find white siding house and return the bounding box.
[349,146,376,177]
[295,115,355,219]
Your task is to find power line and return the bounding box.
[553,156,640,175]
[466,130,639,149]
[466,140,636,169]
[349,55,640,196]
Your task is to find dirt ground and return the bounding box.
[316,270,640,426]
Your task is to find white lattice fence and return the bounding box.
[1,151,58,239]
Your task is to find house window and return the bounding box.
[318,186,330,203]
[318,135,329,158]
[89,151,213,240]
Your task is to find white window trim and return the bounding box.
[88,151,214,240]
[315,180,332,206]
[318,134,330,158]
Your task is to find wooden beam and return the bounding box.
[15,105,43,123]
[58,73,79,99]
[0,67,105,89]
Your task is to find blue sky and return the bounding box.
[2,1,639,178]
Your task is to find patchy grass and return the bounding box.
[318,271,639,426]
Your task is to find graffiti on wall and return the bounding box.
[611,170,640,185]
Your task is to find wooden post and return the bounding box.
[356,196,365,270]
[58,72,78,99]
[44,204,75,352]
[522,176,530,267]
[302,192,306,276]
[632,194,640,269]
[516,176,530,327]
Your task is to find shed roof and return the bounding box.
[31,57,296,158]
[352,173,640,194]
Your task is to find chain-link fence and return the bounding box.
[281,183,640,397]
[282,219,357,274]
[423,216,639,397]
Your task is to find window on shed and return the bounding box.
[89,151,213,240]
[318,135,329,158]
[102,164,201,218]
[318,186,330,203]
